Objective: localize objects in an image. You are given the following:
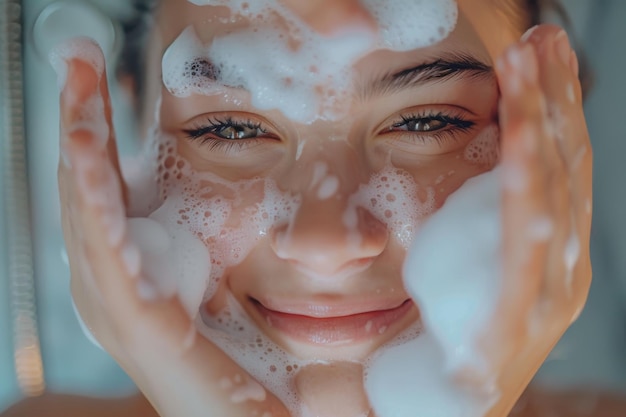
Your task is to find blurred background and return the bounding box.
[1,0,625,413]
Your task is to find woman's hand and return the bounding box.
[56,38,290,417]
[485,25,592,416]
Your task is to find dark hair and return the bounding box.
[117,0,591,109]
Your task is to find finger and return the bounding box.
[280,0,376,35]
[523,26,593,229]
[54,37,128,206]
[499,40,572,309]
[492,43,556,365]
[523,26,593,305]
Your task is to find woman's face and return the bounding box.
[142,0,522,361]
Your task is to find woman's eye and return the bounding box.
[181,115,282,155]
[376,110,478,154]
[383,112,475,138]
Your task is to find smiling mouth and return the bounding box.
[250,298,415,345]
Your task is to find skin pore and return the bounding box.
[2,1,620,416]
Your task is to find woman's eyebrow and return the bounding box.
[358,52,494,100]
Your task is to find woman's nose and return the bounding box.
[271,199,388,277]
[271,145,388,278]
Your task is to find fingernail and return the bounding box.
[554,30,572,68]
[520,25,539,42]
[570,50,580,78]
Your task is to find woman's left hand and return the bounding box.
[483,24,593,416]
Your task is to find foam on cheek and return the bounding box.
[464,125,500,166]
[144,128,303,301]
[365,167,502,417]
[345,166,435,249]
[197,296,308,414]
[164,0,458,123]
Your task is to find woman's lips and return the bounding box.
[251,298,414,345]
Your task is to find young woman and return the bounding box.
[3,0,616,416]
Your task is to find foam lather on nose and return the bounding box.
[365,167,502,417]
[163,0,458,123]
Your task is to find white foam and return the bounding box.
[199,295,423,417]
[133,127,303,303]
[464,125,500,166]
[317,176,339,200]
[49,37,105,89]
[127,216,212,317]
[129,124,433,416]
[127,217,178,297]
[365,332,494,417]
[345,166,435,250]
[362,0,458,50]
[163,0,458,123]
[366,167,502,417]
[197,296,308,413]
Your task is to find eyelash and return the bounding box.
[383,111,476,146]
[183,116,275,153]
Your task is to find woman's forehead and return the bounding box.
[155,0,494,89]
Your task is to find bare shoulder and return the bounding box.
[512,387,626,417]
[1,392,159,417]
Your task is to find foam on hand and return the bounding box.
[126,217,212,318]
[365,167,502,417]
[162,0,458,123]
[365,332,495,417]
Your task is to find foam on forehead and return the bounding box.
[162,0,458,123]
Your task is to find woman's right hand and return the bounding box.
[56,38,290,417]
